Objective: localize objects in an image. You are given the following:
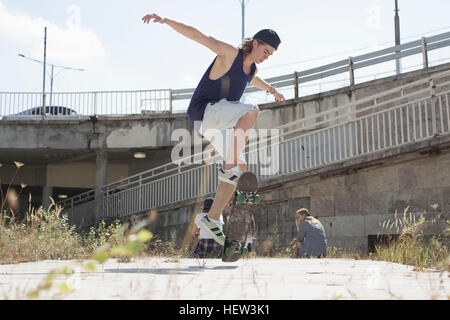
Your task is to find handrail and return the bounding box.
[279,69,450,132]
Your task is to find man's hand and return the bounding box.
[273,90,285,103]
[142,13,165,24]
[251,76,286,104]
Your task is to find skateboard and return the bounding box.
[222,172,260,262]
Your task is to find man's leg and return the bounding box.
[207,106,259,221]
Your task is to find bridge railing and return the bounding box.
[0,89,172,119]
[63,69,450,226]
[2,32,450,118]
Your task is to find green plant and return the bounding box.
[83,219,124,253]
[27,218,153,299]
[1,195,90,264]
[374,206,449,271]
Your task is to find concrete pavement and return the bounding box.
[0,257,448,300]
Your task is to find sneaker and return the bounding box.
[197,215,225,246]
[218,166,242,186]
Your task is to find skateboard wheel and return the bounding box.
[253,194,260,204]
[225,247,233,257]
[241,248,249,255]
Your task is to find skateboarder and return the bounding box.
[142,13,284,245]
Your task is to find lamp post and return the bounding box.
[42,27,47,118]
[18,28,85,115]
[394,0,402,74]
[18,54,85,110]
[239,0,250,41]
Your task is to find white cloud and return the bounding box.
[0,1,105,64]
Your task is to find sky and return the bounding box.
[1,0,450,104]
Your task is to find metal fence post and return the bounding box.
[348,57,355,87]
[41,93,46,119]
[169,89,173,116]
[294,72,299,99]
[430,79,437,134]
[93,92,98,116]
[422,37,429,70]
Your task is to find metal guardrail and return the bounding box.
[1,32,450,118]
[0,89,172,118]
[64,69,450,226]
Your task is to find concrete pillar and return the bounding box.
[42,186,53,209]
[94,149,107,224]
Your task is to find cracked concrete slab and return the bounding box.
[0,258,448,300]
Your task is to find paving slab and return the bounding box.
[0,258,448,300]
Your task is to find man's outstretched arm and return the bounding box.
[251,75,285,103]
[142,13,235,57]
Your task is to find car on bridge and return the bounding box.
[1,106,82,120]
[15,106,78,116]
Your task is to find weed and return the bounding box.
[373,206,449,271]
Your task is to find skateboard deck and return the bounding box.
[222,172,259,262]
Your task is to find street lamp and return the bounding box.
[18,32,85,112]
[18,53,85,108]
[239,0,250,41]
[394,0,402,74]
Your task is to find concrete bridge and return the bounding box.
[1,63,450,254]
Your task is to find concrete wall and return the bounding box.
[46,162,129,188]
[258,149,450,253]
[0,162,128,189]
[0,114,190,151]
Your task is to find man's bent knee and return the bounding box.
[241,105,259,121]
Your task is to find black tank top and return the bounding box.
[187,49,256,127]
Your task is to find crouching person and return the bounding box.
[290,208,327,258]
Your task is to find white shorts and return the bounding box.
[198,99,257,164]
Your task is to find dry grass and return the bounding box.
[0,161,173,264]
[0,204,183,264]
[372,206,449,271]
[0,204,89,264]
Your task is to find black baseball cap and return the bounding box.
[253,29,281,50]
[203,197,214,209]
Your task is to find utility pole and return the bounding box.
[19,28,85,113]
[240,0,250,41]
[42,26,47,118]
[394,0,402,75]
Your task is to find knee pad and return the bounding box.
[218,166,243,186]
